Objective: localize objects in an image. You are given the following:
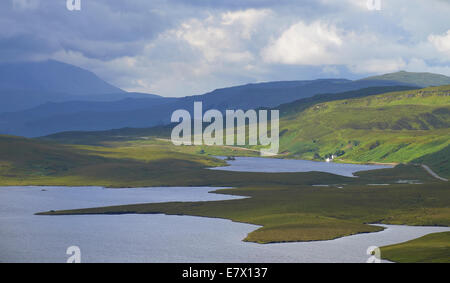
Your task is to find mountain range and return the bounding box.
[44,85,450,178]
[363,71,450,87]
[277,86,450,162]
[1,60,450,137]
[0,60,160,113]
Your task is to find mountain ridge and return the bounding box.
[276,85,450,176]
[0,60,124,95]
[362,71,450,87]
[1,60,450,137]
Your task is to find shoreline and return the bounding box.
[2,184,448,262]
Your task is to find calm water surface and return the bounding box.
[1,186,448,263]
[211,156,392,177]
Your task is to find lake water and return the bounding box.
[1,186,448,263]
[210,156,392,177]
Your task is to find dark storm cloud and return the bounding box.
[0,0,171,60]
[0,0,326,62]
[0,0,449,96]
[0,34,59,61]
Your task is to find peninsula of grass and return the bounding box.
[2,85,449,252]
[36,172,450,244]
[1,134,449,244]
[381,232,450,263]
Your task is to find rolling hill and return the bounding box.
[0,60,161,113]
[0,134,227,187]
[0,78,415,137]
[4,81,424,137]
[42,85,450,179]
[362,71,450,87]
[2,60,450,138]
[180,78,410,110]
[412,145,450,179]
[0,96,177,137]
[277,85,450,176]
[41,85,418,144]
[0,60,124,95]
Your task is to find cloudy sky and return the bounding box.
[2,0,450,97]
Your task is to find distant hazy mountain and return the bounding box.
[0,79,413,137]
[180,79,409,110]
[0,60,124,95]
[43,85,419,145]
[362,71,450,87]
[2,60,450,137]
[0,60,159,112]
[0,97,176,137]
[0,89,163,113]
[42,85,450,179]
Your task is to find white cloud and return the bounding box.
[221,9,272,39]
[13,1,449,96]
[173,9,270,63]
[259,11,450,76]
[262,21,343,65]
[322,65,340,75]
[403,58,450,76]
[349,58,406,74]
[429,30,450,54]
[320,0,368,10]
[175,19,230,62]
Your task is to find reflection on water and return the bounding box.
[210,156,392,177]
[1,186,448,263]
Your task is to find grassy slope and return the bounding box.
[43,85,449,178]
[0,134,350,187]
[41,86,417,145]
[412,145,450,179]
[0,134,226,187]
[381,232,450,263]
[278,86,450,175]
[277,85,418,116]
[362,71,450,87]
[2,85,449,253]
[2,134,448,245]
[41,124,174,145]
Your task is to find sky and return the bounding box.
[1,0,450,97]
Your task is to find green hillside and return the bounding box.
[412,145,450,179]
[43,86,418,145]
[1,130,448,245]
[277,85,418,116]
[381,232,450,263]
[363,71,450,87]
[278,86,450,176]
[41,85,450,178]
[0,135,228,187]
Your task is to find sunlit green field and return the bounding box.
[6,134,443,245]
[381,232,450,263]
[43,86,450,178]
[1,86,449,262]
[278,86,450,173]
